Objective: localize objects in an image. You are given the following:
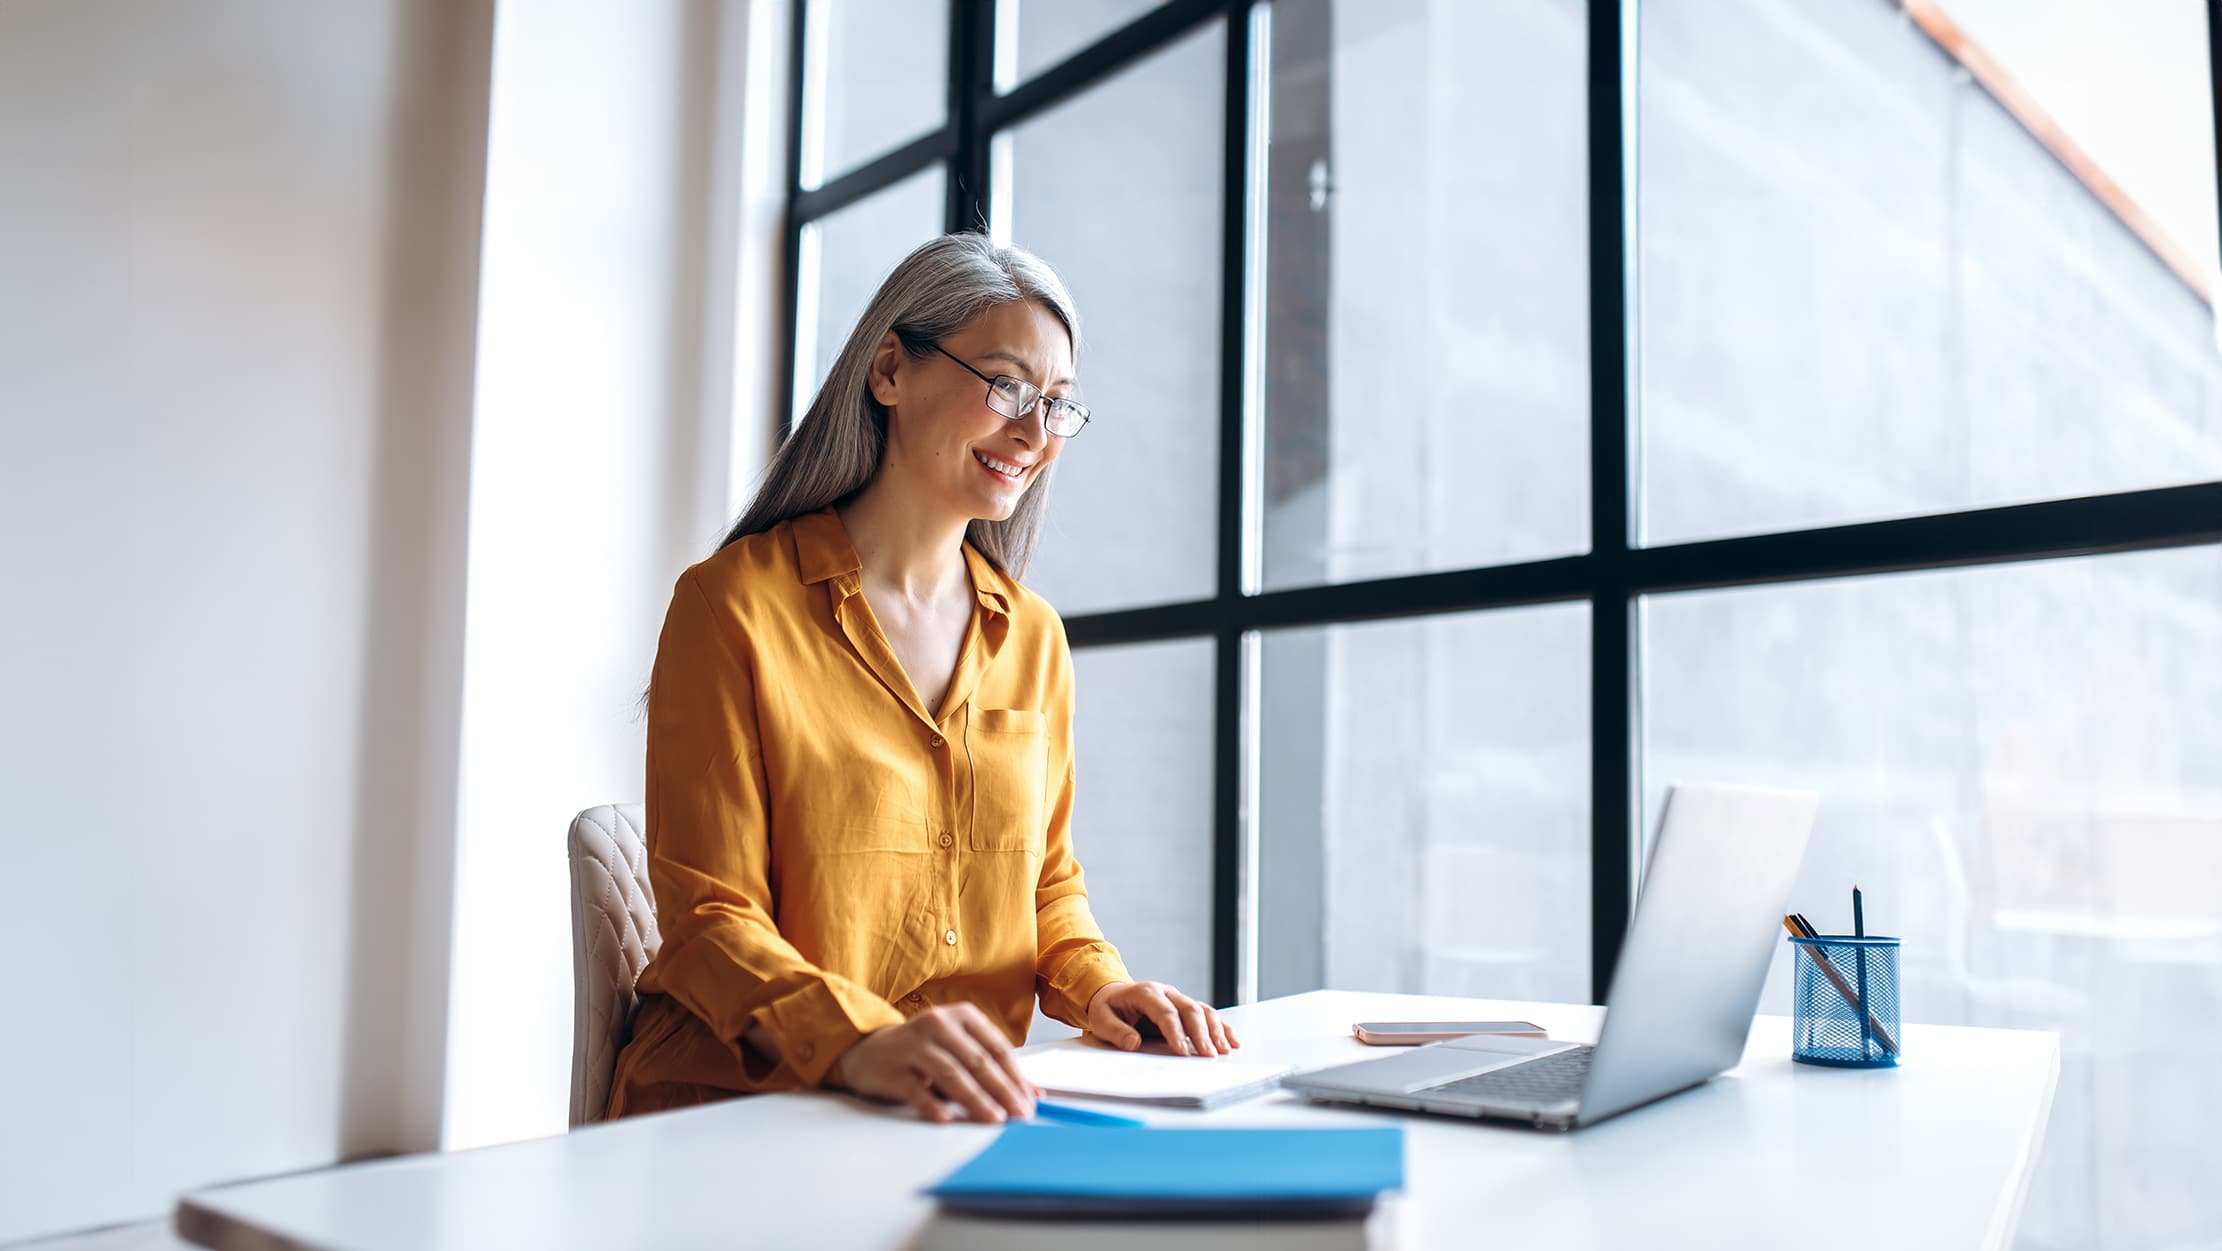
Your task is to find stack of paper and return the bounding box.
[1016,1047,1295,1110]
[913,1206,1401,1251]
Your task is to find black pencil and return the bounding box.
[1852,886,1872,1058]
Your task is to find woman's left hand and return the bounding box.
[1085,981,1241,1056]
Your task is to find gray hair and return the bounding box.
[719,232,1081,577]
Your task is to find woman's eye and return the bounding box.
[993,377,1026,398]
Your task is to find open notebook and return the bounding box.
[1017,1046,1296,1110]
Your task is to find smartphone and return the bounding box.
[1352,1020,1548,1045]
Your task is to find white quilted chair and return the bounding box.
[566,803,660,1126]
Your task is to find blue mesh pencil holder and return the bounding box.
[1789,935,1901,1068]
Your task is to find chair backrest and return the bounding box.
[566,803,659,1127]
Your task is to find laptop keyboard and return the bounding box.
[1426,1045,1594,1105]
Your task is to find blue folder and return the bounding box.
[926,1124,1405,1218]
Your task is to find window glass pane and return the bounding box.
[1948,0,2219,283]
[1256,603,1590,1003]
[996,0,1168,90]
[1639,0,2222,544]
[1033,638,1216,1040]
[801,0,948,189]
[793,164,944,422]
[1258,0,1589,591]
[1643,547,2222,1251]
[1002,22,1223,616]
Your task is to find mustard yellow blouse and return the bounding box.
[604,507,1131,1119]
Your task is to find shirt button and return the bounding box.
[938,832,954,848]
[929,734,945,749]
[797,1042,815,1062]
[944,929,958,946]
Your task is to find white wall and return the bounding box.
[0,0,492,1240]
[0,0,784,1233]
[439,0,783,1150]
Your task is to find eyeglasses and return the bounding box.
[930,343,1091,438]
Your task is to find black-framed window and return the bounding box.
[784,3,2222,1243]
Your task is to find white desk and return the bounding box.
[176,990,2058,1251]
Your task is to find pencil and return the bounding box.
[1852,887,1872,1057]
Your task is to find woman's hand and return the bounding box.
[828,1003,1037,1124]
[1086,981,1241,1056]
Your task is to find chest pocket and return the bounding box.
[967,708,1047,854]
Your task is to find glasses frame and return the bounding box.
[930,342,1091,438]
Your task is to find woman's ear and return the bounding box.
[867,331,905,407]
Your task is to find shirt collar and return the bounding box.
[962,542,1014,617]
[791,506,1015,618]
[791,507,860,586]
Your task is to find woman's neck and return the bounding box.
[834,478,973,607]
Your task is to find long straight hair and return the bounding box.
[722,232,1082,577]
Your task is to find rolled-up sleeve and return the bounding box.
[1032,637,1132,1028]
[635,571,904,1088]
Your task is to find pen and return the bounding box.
[1781,915,1899,1055]
[1030,1100,1147,1129]
[1852,886,1872,1058]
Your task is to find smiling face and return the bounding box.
[866,298,1076,525]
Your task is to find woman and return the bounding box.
[605,233,1238,1125]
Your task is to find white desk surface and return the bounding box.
[176,990,2058,1251]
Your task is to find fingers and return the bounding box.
[951,1006,1036,1119]
[842,1014,1038,1125]
[899,1071,950,1124]
[952,1002,1018,1067]
[958,1045,1033,1122]
[920,1044,1008,1124]
[1124,984,1241,1056]
[1176,997,1219,1056]
[1089,986,1144,1051]
[1105,1018,1143,1051]
[1102,1008,1144,1051]
[1139,985,1193,1056]
[938,1034,1031,1122]
[911,1005,1032,1123]
[1207,1007,1235,1054]
[1178,997,1228,1056]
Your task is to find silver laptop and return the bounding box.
[1284,783,1817,1131]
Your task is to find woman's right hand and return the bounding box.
[828,1003,1038,1124]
